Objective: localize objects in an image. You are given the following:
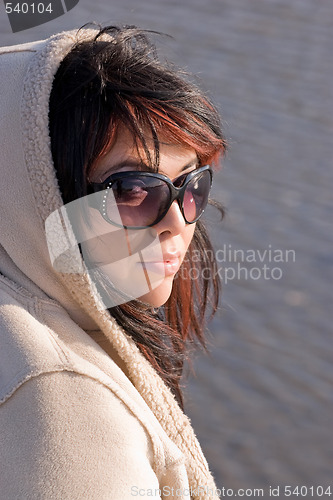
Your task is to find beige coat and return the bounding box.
[0,29,219,499]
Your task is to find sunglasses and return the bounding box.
[87,165,213,229]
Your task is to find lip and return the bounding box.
[139,252,182,277]
[162,251,181,262]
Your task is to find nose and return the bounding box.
[153,199,186,236]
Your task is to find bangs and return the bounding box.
[94,97,227,175]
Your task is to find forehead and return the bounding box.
[92,125,198,179]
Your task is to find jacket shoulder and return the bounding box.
[0,370,162,499]
[0,277,74,404]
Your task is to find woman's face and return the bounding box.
[81,127,197,308]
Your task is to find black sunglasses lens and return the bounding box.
[105,176,170,227]
[183,170,212,222]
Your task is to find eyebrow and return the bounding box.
[100,157,199,178]
[181,158,200,172]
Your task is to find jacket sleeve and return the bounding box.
[0,370,162,500]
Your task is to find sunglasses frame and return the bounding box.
[87,164,213,229]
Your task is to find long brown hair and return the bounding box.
[49,25,227,408]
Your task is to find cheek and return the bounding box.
[181,223,196,256]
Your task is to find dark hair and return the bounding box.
[49,25,226,408]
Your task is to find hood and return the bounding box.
[0,29,100,330]
[0,28,217,497]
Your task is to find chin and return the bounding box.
[138,276,174,307]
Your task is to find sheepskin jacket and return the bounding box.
[0,28,219,499]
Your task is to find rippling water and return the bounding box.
[1,0,332,494]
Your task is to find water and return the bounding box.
[1,0,332,495]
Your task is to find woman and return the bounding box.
[0,25,226,499]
